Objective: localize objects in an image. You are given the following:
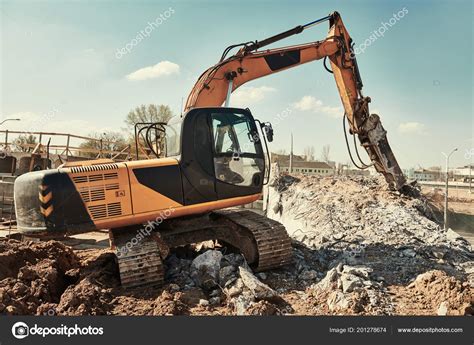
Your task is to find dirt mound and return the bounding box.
[389,270,473,315]
[152,290,189,315]
[0,241,119,316]
[0,239,78,280]
[0,239,80,315]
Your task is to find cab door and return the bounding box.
[210,109,265,199]
[179,108,218,205]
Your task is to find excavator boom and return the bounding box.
[185,12,406,190]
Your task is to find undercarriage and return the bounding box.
[109,210,293,288]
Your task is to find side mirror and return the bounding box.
[262,122,273,142]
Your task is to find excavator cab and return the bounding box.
[166,107,269,205]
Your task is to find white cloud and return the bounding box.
[398,122,426,134]
[293,95,343,118]
[126,61,180,81]
[231,86,276,106]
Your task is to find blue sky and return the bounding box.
[0,0,472,169]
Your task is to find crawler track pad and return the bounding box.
[110,229,164,289]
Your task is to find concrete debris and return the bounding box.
[340,274,364,293]
[299,269,318,281]
[265,174,473,315]
[238,266,277,301]
[209,296,221,306]
[190,250,223,290]
[437,301,448,316]
[198,299,209,306]
[315,267,339,290]
[327,291,350,311]
[226,280,244,298]
[233,292,255,315]
[219,265,237,287]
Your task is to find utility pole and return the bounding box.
[289,133,293,174]
[442,148,457,230]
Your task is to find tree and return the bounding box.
[14,134,37,152]
[303,146,315,161]
[125,104,174,158]
[125,104,174,130]
[321,145,331,163]
[79,131,128,158]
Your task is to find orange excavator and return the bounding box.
[14,12,406,287]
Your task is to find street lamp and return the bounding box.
[0,118,20,126]
[441,148,458,230]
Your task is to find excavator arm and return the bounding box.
[185,12,406,190]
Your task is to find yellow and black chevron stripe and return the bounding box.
[39,185,53,217]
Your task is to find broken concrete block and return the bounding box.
[340,273,364,293]
[342,265,373,279]
[445,229,461,241]
[239,266,277,301]
[298,269,318,281]
[219,265,236,286]
[233,291,255,315]
[190,250,223,290]
[327,291,350,311]
[401,248,416,258]
[437,301,448,316]
[314,267,339,290]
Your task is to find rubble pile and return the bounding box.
[302,263,393,315]
[265,174,473,314]
[164,248,290,315]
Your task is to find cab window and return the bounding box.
[211,112,263,186]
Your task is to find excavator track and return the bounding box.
[160,209,293,271]
[214,210,293,271]
[109,228,165,289]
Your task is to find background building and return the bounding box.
[272,154,334,175]
[413,169,441,182]
[279,161,334,175]
[452,165,473,182]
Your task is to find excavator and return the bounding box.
[14,12,406,288]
